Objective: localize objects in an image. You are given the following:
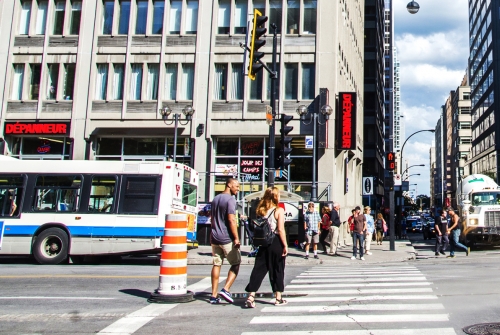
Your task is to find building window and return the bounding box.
[152,0,165,34]
[130,63,143,100]
[35,1,48,35]
[46,64,59,100]
[218,0,247,35]
[11,137,72,160]
[180,63,194,100]
[70,1,82,34]
[266,62,279,100]
[231,64,243,100]
[234,0,247,34]
[95,64,109,100]
[286,0,299,34]
[102,0,114,34]
[29,64,41,100]
[164,63,177,100]
[214,63,227,100]
[218,0,230,34]
[185,1,198,34]
[19,1,31,35]
[269,0,282,34]
[285,63,298,100]
[118,0,131,34]
[146,63,159,100]
[113,63,124,100]
[249,70,263,101]
[169,0,181,34]
[12,64,25,100]
[53,1,65,35]
[63,64,75,100]
[302,63,315,99]
[135,0,148,34]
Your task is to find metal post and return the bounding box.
[311,112,318,201]
[267,23,278,188]
[173,113,179,162]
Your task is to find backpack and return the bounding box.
[376,219,383,230]
[250,208,276,247]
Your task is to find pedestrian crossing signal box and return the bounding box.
[386,152,395,171]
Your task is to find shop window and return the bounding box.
[11,137,71,159]
[215,138,238,156]
[88,176,117,213]
[124,138,166,155]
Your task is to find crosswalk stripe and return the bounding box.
[281,295,438,302]
[292,276,427,283]
[250,314,449,324]
[287,281,430,288]
[298,273,424,278]
[260,303,445,313]
[285,287,433,295]
[242,328,457,335]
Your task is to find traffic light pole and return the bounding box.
[267,23,278,188]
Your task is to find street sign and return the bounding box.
[394,174,402,186]
[362,177,374,195]
[305,136,313,149]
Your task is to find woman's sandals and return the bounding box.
[245,295,255,308]
[274,298,288,306]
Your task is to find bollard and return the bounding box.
[148,214,194,303]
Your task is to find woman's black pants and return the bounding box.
[245,236,285,293]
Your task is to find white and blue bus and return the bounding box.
[0,158,198,264]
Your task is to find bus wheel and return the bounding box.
[33,228,69,265]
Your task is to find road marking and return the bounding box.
[286,281,431,289]
[298,272,423,278]
[0,296,114,300]
[280,295,438,303]
[0,275,207,279]
[98,304,177,334]
[250,314,450,324]
[242,328,457,335]
[285,287,434,295]
[97,276,224,335]
[260,303,445,313]
[292,276,427,283]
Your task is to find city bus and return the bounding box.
[0,158,198,264]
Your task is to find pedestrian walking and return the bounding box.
[319,206,332,254]
[375,213,385,245]
[329,202,341,255]
[351,206,366,261]
[364,206,374,255]
[303,202,321,259]
[245,187,288,308]
[447,208,470,258]
[434,209,449,256]
[209,178,241,304]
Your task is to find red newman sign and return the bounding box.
[4,122,70,135]
[336,92,357,150]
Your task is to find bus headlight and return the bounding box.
[469,219,479,225]
[469,206,475,214]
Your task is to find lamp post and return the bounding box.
[402,164,425,179]
[405,173,421,180]
[159,105,195,162]
[296,104,333,201]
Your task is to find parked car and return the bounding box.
[423,218,436,240]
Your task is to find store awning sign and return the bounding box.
[336,92,357,150]
[4,122,70,135]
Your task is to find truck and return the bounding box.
[457,174,500,246]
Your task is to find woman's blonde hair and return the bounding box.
[377,213,384,220]
[322,206,331,214]
[256,187,279,217]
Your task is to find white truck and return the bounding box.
[457,174,500,246]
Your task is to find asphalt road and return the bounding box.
[1,238,500,335]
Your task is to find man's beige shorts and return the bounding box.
[212,242,241,266]
[305,232,319,244]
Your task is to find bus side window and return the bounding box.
[89,176,117,213]
[120,176,158,214]
[33,175,82,212]
[0,175,25,218]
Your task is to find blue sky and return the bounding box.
[393,0,469,197]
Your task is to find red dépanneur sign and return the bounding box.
[4,122,70,135]
[336,92,357,151]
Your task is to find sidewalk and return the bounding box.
[188,240,416,265]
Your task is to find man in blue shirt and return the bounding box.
[304,202,321,259]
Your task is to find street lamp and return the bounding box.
[402,164,425,178]
[407,1,420,14]
[296,104,333,201]
[405,173,421,180]
[159,105,195,162]
[400,130,434,175]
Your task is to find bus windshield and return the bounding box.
[471,192,500,205]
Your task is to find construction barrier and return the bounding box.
[149,214,194,303]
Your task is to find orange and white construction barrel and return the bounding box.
[149,214,194,303]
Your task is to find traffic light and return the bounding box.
[248,9,268,80]
[279,114,293,169]
[386,151,395,171]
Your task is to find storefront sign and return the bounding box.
[240,159,263,181]
[4,122,70,135]
[214,164,238,176]
[197,204,211,225]
[241,140,263,155]
[336,92,357,150]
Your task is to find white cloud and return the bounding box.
[401,63,466,90]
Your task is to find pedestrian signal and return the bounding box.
[386,152,395,171]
